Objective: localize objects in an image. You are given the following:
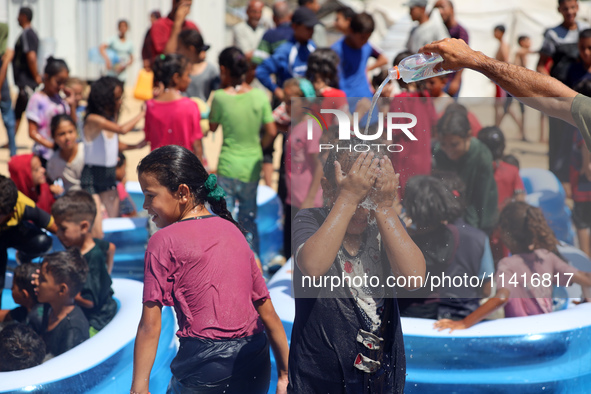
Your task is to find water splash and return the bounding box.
[363,75,392,135]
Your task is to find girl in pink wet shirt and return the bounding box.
[435,201,591,332]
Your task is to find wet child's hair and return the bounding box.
[478,126,505,160]
[0,175,18,216]
[218,47,248,83]
[44,57,69,78]
[306,48,340,88]
[137,145,242,231]
[350,12,375,35]
[502,154,520,169]
[178,29,209,54]
[50,113,77,140]
[13,263,40,303]
[51,190,97,225]
[86,76,123,120]
[431,169,467,214]
[0,323,46,372]
[436,103,471,138]
[42,248,89,297]
[498,201,558,253]
[404,175,463,229]
[153,53,191,88]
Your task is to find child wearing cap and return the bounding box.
[177,29,220,102]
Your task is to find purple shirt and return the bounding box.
[447,23,469,44]
[143,215,269,339]
[495,249,577,318]
[26,92,71,160]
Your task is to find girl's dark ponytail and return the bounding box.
[207,198,245,234]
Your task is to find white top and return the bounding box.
[232,21,265,54]
[47,142,85,191]
[406,11,450,54]
[84,130,118,168]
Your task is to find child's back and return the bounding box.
[145,97,202,152]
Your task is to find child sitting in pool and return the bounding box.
[0,263,43,332]
[434,201,591,332]
[289,139,425,392]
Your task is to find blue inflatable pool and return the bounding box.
[266,259,591,393]
[0,278,177,393]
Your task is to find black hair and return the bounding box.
[336,6,356,20]
[580,28,591,40]
[13,263,40,303]
[44,57,69,79]
[502,154,520,169]
[85,76,123,120]
[151,10,162,19]
[178,29,207,52]
[306,48,340,88]
[42,249,89,297]
[18,7,33,22]
[118,19,129,28]
[574,79,591,97]
[117,151,126,168]
[298,0,315,6]
[52,190,97,226]
[218,47,248,83]
[0,323,45,372]
[498,201,558,253]
[152,53,190,88]
[350,12,375,35]
[494,25,506,33]
[404,176,463,229]
[0,175,18,215]
[372,69,388,90]
[50,113,76,140]
[137,145,243,231]
[478,126,505,160]
[431,169,467,215]
[436,103,471,138]
[517,35,529,44]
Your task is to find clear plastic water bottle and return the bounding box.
[389,53,453,83]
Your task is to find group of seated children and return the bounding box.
[0,181,117,371]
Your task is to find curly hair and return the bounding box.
[306,48,340,88]
[0,175,18,215]
[498,201,558,253]
[153,53,190,88]
[85,76,123,120]
[0,323,45,372]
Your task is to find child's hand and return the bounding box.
[370,156,399,209]
[63,86,76,107]
[433,319,467,333]
[335,151,379,205]
[49,184,64,196]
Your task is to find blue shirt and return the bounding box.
[251,22,294,65]
[331,38,381,98]
[255,39,315,92]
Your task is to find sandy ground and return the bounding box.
[0,90,548,188]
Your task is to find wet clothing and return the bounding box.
[40,304,89,357]
[81,239,117,331]
[8,304,44,333]
[289,208,406,393]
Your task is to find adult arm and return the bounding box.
[420,38,577,126]
[371,157,426,289]
[163,2,191,54]
[433,287,510,332]
[25,51,41,85]
[131,302,162,394]
[254,298,289,393]
[255,52,282,94]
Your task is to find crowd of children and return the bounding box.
[2,2,591,393]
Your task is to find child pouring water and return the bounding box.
[81,76,145,238]
[140,53,203,162]
[130,145,289,393]
[434,201,591,332]
[289,140,425,392]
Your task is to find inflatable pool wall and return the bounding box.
[0,279,177,393]
[266,260,591,393]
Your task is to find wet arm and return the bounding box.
[255,298,289,392]
[131,302,162,394]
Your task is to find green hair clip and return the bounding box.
[204,174,226,202]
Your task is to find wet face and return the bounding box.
[55,218,87,249]
[31,156,46,186]
[579,37,591,67]
[439,134,470,161]
[36,263,62,304]
[334,12,351,33]
[292,24,315,43]
[44,69,69,97]
[53,120,77,151]
[139,172,183,228]
[558,0,578,26]
[348,32,372,49]
[435,0,453,24]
